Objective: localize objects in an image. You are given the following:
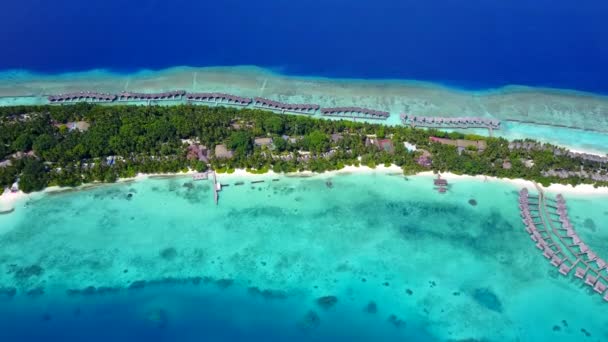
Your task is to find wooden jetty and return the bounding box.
[186,92,252,106]
[212,171,221,205]
[321,107,389,120]
[433,174,448,193]
[518,186,608,302]
[253,97,319,115]
[192,172,208,181]
[48,92,117,103]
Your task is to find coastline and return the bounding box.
[0,65,607,130]
[2,165,607,214]
[2,65,608,154]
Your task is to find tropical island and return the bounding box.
[1,103,607,194]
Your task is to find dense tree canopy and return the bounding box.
[0,103,606,193]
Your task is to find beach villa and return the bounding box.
[365,137,395,154]
[429,137,486,154]
[403,142,417,152]
[254,137,274,147]
[214,144,234,159]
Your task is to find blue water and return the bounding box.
[1,0,607,92]
[1,284,432,342]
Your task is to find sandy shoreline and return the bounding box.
[2,165,607,213]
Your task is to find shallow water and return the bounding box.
[1,173,607,341]
[1,66,608,154]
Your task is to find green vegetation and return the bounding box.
[0,103,606,193]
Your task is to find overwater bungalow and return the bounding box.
[254,137,273,147]
[186,92,252,106]
[321,107,389,120]
[253,97,319,115]
[550,256,564,267]
[559,263,573,276]
[585,274,598,287]
[575,267,587,279]
[117,90,186,101]
[594,281,607,294]
[48,91,117,103]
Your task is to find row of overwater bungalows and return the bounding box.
[401,114,500,129]
[46,91,501,127]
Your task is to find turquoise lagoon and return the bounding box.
[1,172,608,341]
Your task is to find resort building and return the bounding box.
[403,142,417,152]
[214,144,234,159]
[429,137,487,154]
[281,135,301,144]
[365,137,395,154]
[417,150,432,168]
[254,137,274,147]
[330,133,344,143]
[66,121,91,132]
[187,144,210,163]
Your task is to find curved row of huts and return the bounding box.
[401,114,500,129]
[46,90,501,128]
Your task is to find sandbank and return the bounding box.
[0,188,29,213]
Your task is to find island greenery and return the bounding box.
[0,103,607,193]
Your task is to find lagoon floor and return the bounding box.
[1,173,608,341]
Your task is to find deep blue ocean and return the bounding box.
[1,2,608,341]
[1,0,607,92]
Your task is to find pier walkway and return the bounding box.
[519,185,608,301]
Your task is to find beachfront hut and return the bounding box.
[377,139,394,153]
[403,142,417,152]
[0,160,12,168]
[214,144,234,159]
[331,133,344,143]
[67,121,91,132]
[254,137,274,147]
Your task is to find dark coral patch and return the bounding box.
[300,310,321,329]
[316,296,338,310]
[129,280,147,290]
[14,265,45,280]
[215,279,234,289]
[0,287,17,298]
[472,288,503,313]
[583,218,596,231]
[26,287,45,297]
[388,314,406,328]
[364,301,378,314]
[247,286,288,300]
[159,247,178,260]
